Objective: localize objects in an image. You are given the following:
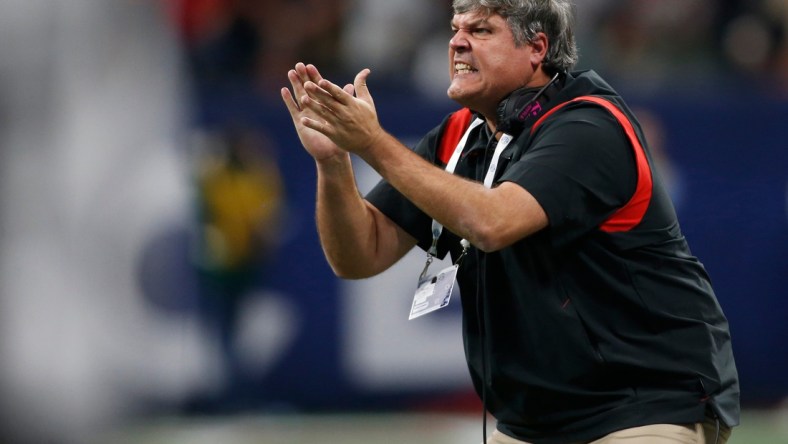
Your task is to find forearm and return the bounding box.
[357,131,548,252]
[358,132,492,248]
[315,153,403,278]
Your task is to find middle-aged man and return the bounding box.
[281,0,740,442]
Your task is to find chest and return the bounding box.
[451,128,528,185]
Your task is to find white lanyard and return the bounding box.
[484,133,513,188]
[427,117,513,256]
[413,118,514,317]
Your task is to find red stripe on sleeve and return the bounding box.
[531,96,653,232]
[437,108,474,165]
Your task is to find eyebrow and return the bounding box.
[451,17,491,29]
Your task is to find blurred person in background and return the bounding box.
[720,0,788,94]
[0,1,213,442]
[282,0,739,443]
[190,126,286,409]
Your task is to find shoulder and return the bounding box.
[533,96,627,131]
[525,97,640,158]
[433,108,477,165]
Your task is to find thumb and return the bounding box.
[354,68,373,103]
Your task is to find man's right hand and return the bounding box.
[281,63,355,161]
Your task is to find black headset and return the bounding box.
[495,71,563,135]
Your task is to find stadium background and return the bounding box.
[0,0,786,442]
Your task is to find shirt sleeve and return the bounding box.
[364,122,448,256]
[498,103,638,247]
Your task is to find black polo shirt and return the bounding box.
[365,70,739,443]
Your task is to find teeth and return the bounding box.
[455,63,475,74]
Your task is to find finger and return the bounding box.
[297,63,323,88]
[280,87,302,120]
[305,64,324,83]
[304,80,339,104]
[315,78,354,105]
[287,70,307,108]
[295,62,310,82]
[301,116,332,138]
[303,82,344,119]
[300,93,337,121]
[294,63,318,97]
[354,68,373,102]
[343,84,355,96]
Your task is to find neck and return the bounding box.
[486,118,501,138]
[524,69,552,89]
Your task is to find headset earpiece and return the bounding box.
[495,72,563,136]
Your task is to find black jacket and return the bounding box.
[366,70,740,443]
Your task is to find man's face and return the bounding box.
[447,11,541,117]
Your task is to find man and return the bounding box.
[281,0,740,443]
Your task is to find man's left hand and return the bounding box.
[299,68,385,155]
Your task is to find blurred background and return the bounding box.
[0,0,786,443]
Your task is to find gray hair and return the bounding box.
[452,0,578,75]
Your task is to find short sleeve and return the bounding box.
[499,104,638,247]
[364,123,445,255]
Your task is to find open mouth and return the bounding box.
[454,62,477,75]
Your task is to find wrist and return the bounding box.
[315,151,352,174]
[357,129,390,162]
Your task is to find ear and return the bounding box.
[529,32,549,67]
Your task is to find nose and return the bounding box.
[449,30,470,52]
